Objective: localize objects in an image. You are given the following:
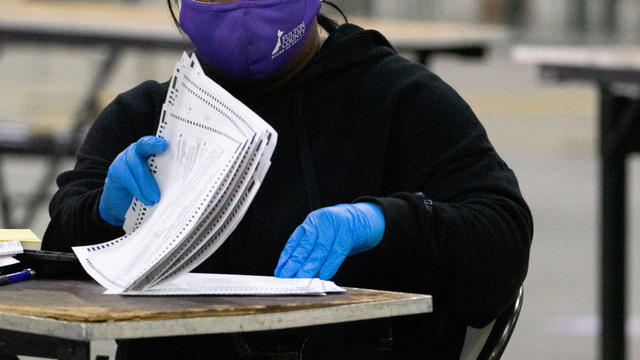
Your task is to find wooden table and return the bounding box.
[513,44,640,360]
[0,279,431,360]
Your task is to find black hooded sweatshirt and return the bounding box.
[43,24,533,358]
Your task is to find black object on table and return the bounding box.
[10,250,87,280]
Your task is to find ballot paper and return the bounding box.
[104,273,345,296]
[0,229,42,250]
[0,240,22,269]
[0,256,19,268]
[0,240,23,257]
[73,53,345,296]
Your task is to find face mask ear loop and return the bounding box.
[320,0,348,24]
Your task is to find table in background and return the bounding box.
[0,1,506,63]
[0,279,431,360]
[513,44,640,360]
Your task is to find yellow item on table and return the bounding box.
[0,229,42,250]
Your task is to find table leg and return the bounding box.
[0,154,15,227]
[569,0,588,31]
[69,46,122,144]
[599,84,627,360]
[56,340,90,360]
[503,0,527,26]
[415,47,485,67]
[0,329,90,360]
[19,155,61,227]
[603,0,619,33]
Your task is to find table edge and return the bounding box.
[0,294,431,341]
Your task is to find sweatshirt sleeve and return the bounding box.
[358,67,533,327]
[42,81,165,252]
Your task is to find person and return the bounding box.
[43,0,534,358]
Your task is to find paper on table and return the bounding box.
[0,229,42,250]
[106,273,346,296]
[0,229,40,243]
[0,256,19,268]
[0,240,23,257]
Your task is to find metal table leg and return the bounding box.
[599,83,627,360]
[603,0,619,33]
[19,155,62,227]
[0,329,90,360]
[0,154,14,227]
[416,47,486,67]
[570,0,588,31]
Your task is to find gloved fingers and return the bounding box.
[131,136,167,203]
[110,161,149,205]
[294,233,334,278]
[135,136,168,158]
[124,145,160,204]
[99,177,132,227]
[274,225,305,277]
[317,232,352,280]
[277,223,318,278]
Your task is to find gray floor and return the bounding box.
[1,40,639,360]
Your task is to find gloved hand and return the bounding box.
[99,136,168,227]
[274,203,385,280]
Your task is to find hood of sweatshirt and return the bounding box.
[289,23,396,87]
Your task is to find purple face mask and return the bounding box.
[180,0,322,82]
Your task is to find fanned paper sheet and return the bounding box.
[0,240,22,269]
[0,240,23,257]
[104,273,345,296]
[73,53,344,296]
[0,256,19,268]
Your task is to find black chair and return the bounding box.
[460,287,524,360]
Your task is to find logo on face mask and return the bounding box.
[272,30,284,55]
[271,22,306,59]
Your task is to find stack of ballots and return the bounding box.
[0,241,23,269]
[73,53,344,296]
[1,229,42,269]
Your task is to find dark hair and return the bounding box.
[167,0,347,34]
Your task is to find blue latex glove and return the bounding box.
[99,136,168,227]
[274,203,385,280]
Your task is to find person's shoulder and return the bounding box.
[95,80,169,133]
[356,55,477,124]
[106,80,170,120]
[359,54,455,103]
[116,80,169,107]
[371,55,444,90]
